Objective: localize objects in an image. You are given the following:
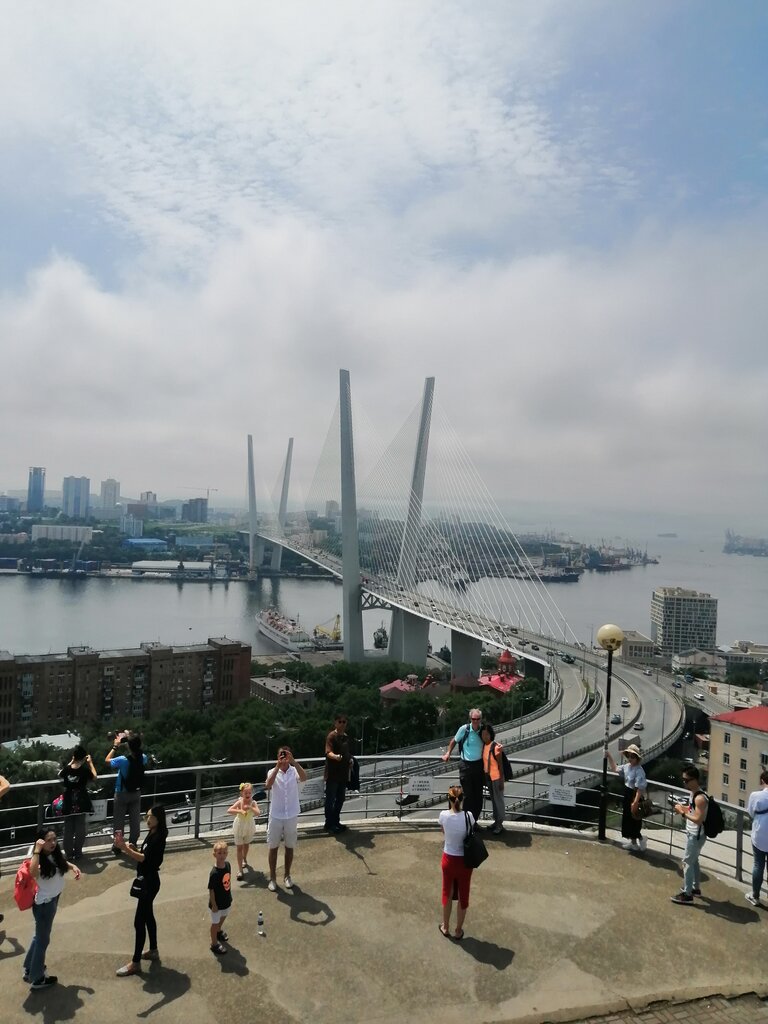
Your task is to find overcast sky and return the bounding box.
[1,1,766,529]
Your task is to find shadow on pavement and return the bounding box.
[22,983,95,1023]
[214,941,249,977]
[277,885,335,927]
[136,962,191,1019]
[0,931,24,962]
[457,936,515,969]
[699,897,760,924]
[337,829,376,873]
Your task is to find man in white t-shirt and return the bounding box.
[746,769,768,906]
[264,746,307,892]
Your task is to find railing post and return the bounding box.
[193,770,202,840]
[735,809,744,883]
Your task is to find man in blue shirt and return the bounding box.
[106,733,149,849]
[442,709,485,822]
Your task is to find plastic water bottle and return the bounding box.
[257,910,265,936]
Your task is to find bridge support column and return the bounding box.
[389,609,430,666]
[247,434,264,575]
[270,437,294,572]
[340,370,365,662]
[451,630,482,682]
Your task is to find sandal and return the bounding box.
[210,942,227,955]
[453,929,464,941]
[439,924,451,938]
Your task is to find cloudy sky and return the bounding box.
[1,1,766,529]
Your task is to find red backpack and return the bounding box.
[14,859,38,911]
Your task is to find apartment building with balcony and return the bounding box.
[0,637,252,742]
[708,705,768,809]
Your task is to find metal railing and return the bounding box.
[0,754,754,888]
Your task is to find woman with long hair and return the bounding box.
[24,826,81,989]
[115,804,168,976]
[227,782,260,881]
[59,743,97,861]
[438,786,474,940]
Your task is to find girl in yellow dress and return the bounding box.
[227,782,261,880]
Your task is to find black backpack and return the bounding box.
[123,754,145,793]
[501,749,514,782]
[700,791,724,839]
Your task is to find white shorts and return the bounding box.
[267,816,298,849]
[210,908,229,925]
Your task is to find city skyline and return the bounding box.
[0,3,766,520]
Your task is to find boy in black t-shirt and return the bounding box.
[208,841,233,954]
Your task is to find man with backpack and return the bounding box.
[442,709,485,823]
[106,733,148,850]
[671,766,710,905]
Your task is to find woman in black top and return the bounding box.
[115,804,167,976]
[59,744,97,861]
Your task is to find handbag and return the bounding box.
[129,875,144,899]
[463,811,488,869]
[632,794,656,820]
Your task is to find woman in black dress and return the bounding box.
[115,804,168,976]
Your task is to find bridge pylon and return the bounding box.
[388,376,434,666]
[270,437,294,571]
[246,434,264,577]
[340,369,365,662]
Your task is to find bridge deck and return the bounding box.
[0,824,764,1024]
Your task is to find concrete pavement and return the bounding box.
[0,822,765,1024]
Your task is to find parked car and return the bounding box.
[171,808,191,824]
[621,697,630,707]
[635,721,644,731]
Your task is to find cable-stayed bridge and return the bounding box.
[248,370,577,679]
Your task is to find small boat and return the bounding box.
[373,624,389,649]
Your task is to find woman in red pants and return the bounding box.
[438,785,474,940]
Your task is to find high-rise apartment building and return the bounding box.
[182,497,208,523]
[0,637,252,741]
[650,587,718,654]
[140,491,157,505]
[100,478,120,509]
[62,476,91,519]
[27,467,45,512]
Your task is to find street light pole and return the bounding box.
[597,623,624,842]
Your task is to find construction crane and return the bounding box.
[179,486,219,501]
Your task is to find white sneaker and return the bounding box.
[622,840,636,851]
[267,879,277,892]
[284,876,293,889]
[745,891,760,907]
[638,836,648,852]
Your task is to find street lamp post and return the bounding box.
[597,623,625,841]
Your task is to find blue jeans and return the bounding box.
[24,896,59,982]
[682,831,706,893]
[324,781,346,829]
[752,845,768,899]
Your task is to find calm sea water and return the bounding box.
[1,531,766,656]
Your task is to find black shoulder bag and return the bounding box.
[463,811,488,869]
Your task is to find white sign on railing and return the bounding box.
[406,776,433,797]
[300,778,325,801]
[88,799,108,822]
[548,785,576,806]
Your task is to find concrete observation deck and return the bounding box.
[0,823,766,1024]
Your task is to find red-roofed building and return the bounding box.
[709,705,768,808]
[478,649,524,696]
